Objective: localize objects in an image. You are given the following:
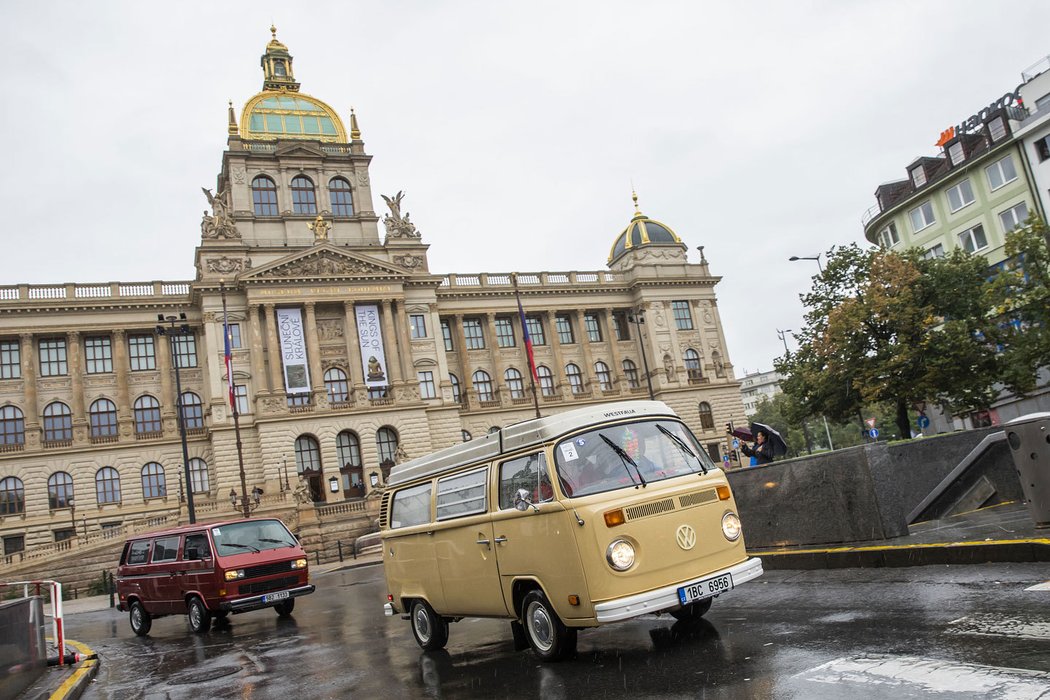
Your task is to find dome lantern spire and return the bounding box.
[227,100,238,135]
[261,26,299,92]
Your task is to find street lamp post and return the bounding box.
[157,313,196,524]
[776,329,792,355]
[789,253,824,273]
[627,310,655,400]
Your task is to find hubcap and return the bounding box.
[528,602,553,651]
[414,607,431,642]
[132,608,142,628]
[190,604,201,627]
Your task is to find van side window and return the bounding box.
[436,467,487,520]
[499,452,553,509]
[152,536,180,562]
[184,533,211,559]
[390,482,433,528]
[127,541,150,565]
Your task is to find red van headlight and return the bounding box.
[224,569,245,581]
[290,558,308,569]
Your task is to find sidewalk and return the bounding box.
[749,500,1050,569]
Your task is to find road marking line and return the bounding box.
[1025,581,1050,591]
[796,654,1050,696]
[947,614,1050,640]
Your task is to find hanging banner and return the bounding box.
[356,304,389,388]
[276,307,311,394]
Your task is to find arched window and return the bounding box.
[376,427,399,465]
[89,398,118,438]
[461,430,472,442]
[95,467,121,505]
[48,471,74,509]
[325,368,350,404]
[337,430,363,494]
[328,177,354,216]
[295,435,322,474]
[133,395,162,435]
[622,359,640,389]
[537,365,555,397]
[565,363,584,394]
[252,175,279,216]
[0,476,25,515]
[188,458,210,494]
[449,373,462,404]
[179,392,204,430]
[473,370,494,402]
[698,402,715,429]
[43,401,73,443]
[685,349,703,381]
[0,405,25,446]
[141,463,166,499]
[595,361,612,391]
[504,368,524,399]
[291,175,317,215]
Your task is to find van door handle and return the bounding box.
[476,537,491,549]
[494,536,508,544]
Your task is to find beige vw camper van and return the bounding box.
[380,400,762,661]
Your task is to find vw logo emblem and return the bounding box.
[676,525,696,550]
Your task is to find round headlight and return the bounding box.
[606,539,636,571]
[722,512,742,541]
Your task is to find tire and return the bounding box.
[670,597,713,622]
[274,599,295,617]
[188,596,212,633]
[521,590,576,661]
[410,600,449,651]
[129,601,152,637]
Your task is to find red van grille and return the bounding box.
[240,575,298,595]
[244,561,293,579]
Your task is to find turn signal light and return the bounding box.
[568,595,580,606]
[716,485,731,501]
[604,509,626,527]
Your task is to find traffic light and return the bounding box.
[725,421,734,435]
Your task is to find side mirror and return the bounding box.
[513,488,535,512]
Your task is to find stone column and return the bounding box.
[393,301,414,387]
[67,331,86,419]
[266,304,284,394]
[379,299,403,385]
[603,311,625,391]
[452,314,473,403]
[484,313,506,403]
[343,301,366,397]
[303,302,325,401]
[156,329,175,417]
[248,304,267,397]
[112,330,131,420]
[20,334,40,446]
[574,310,595,390]
[201,312,224,410]
[543,311,566,399]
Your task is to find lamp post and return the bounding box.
[68,497,76,538]
[626,310,655,400]
[282,455,291,492]
[157,313,196,524]
[789,253,824,273]
[776,329,792,355]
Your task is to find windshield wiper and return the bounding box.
[657,424,708,475]
[219,542,260,553]
[258,538,296,547]
[598,433,647,487]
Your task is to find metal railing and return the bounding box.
[0,282,191,304]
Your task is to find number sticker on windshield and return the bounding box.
[559,442,579,461]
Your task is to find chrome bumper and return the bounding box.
[593,556,763,624]
[222,584,316,612]
[384,602,395,617]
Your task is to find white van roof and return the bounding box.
[387,400,678,486]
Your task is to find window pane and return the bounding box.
[463,319,485,350]
[329,177,354,216]
[252,176,279,216]
[409,314,427,339]
[291,176,318,215]
[128,335,156,371]
[495,318,516,347]
[671,301,694,330]
[436,467,487,520]
[390,482,432,528]
[84,337,112,374]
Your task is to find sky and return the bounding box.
[3,1,1050,375]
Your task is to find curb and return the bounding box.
[751,538,1050,570]
[318,557,383,575]
[49,639,98,700]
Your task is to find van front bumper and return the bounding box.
[220,584,316,613]
[593,556,763,624]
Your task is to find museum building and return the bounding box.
[0,31,746,558]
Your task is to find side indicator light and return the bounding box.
[716,485,731,501]
[568,595,580,606]
[604,509,626,527]
[387,594,394,602]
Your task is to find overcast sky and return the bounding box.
[4,1,1050,375]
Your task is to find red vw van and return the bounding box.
[116,517,314,635]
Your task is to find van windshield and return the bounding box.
[554,419,715,498]
[211,519,297,555]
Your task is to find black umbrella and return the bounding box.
[750,422,788,457]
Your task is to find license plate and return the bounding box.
[264,590,290,603]
[677,573,733,605]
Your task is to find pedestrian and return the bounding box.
[741,429,775,465]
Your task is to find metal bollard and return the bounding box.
[353,540,357,560]
[315,550,321,566]
[338,541,343,562]
[108,571,115,608]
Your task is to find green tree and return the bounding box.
[777,244,1000,439]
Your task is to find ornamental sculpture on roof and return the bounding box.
[308,214,331,243]
[201,185,240,239]
[382,190,422,239]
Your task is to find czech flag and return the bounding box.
[517,297,538,382]
[223,311,236,410]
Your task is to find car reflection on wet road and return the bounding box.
[69,563,1050,698]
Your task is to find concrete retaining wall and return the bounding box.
[727,427,1018,548]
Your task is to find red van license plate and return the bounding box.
[677,573,733,605]
[264,591,290,603]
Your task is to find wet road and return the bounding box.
[69,562,1050,699]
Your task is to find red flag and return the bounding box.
[517,298,538,382]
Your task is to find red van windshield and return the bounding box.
[211,519,297,554]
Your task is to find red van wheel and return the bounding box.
[129,601,151,637]
[188,596,212,633]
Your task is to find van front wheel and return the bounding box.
[188,596,212,633]
[410,600,448,651]
[521,590,576,661]
[129,601,151,637]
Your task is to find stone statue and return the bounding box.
[200,186,240,239]
[381,190,422,239]
[293,476,310,505]
[308,214,331,242]
[366,355,386,382]
[202,185,230,220]
[381,191,404,220]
